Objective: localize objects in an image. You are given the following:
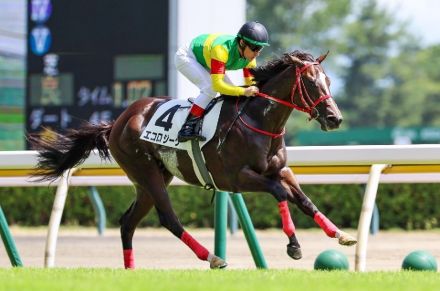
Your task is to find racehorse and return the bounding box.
[29,50,357,269]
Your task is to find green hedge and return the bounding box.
[0,184,439,230]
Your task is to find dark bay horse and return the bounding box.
[30,50,356,269]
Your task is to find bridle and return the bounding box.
[258,62,332,118]
[237,61,332,138]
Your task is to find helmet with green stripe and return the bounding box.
[237,21,270,48]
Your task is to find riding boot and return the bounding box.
[178,113,206,142]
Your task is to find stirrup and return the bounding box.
[178,116,205,142]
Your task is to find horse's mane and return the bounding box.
[250,50,315,86]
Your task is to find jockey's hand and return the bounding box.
[243,86,259,97]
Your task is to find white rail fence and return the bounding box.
[1,145,440,271]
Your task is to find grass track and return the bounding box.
[0,268,438,291]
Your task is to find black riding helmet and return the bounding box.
[237,21,270,47]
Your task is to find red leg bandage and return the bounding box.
[190,104,205,117]
[181,231,209,260]
[278,201,295,237]
[314,212,338,237]
[123,249,135,269]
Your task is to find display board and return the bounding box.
[26,0,168,142]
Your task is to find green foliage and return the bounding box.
[383,45,440,127]
[248,0,439,133]
[0,187,53,225]
[247,0,352,57]
[377,184,440,230]
[337,0,420,128]
[1,184,439,230]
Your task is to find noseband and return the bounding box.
[237,61,332,138]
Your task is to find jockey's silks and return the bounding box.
[190,34,256,96]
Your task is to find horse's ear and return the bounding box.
[316,51,330,63]
[290,56,304,67]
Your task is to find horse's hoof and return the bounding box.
[338,231,357,246]
[287,245,302,260]
[210,256,228,269]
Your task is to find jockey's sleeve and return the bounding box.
[243,59,257,86]
[210,45,245,96]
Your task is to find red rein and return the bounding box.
[237,62,332,138]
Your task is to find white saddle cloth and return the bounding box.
[140,99,223,150]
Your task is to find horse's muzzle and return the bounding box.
[322,115,343,131]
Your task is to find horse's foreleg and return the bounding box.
[278,200,302,259]
[237,167,302,259]
[280,167,357,246]
[119,187,155,269]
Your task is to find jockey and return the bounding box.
[175,21,270,142]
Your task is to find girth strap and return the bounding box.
[189,139,218,191]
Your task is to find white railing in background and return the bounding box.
[1,145,440,271]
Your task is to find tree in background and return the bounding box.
[247,0,354,138]
[383,45,440,127]
[247,0,351,59]
[336,0,421,128]
[247,0,438,143]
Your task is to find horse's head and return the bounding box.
[252,51,343,131]
[288,51,342,131]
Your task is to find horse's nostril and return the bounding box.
[337,117,343,126]
[328,116,343,127]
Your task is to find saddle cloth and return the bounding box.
[140,99,223,150]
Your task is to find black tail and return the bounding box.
[28,122,114,182]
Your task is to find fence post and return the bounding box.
[0,206,23,267]
[355,164,388,272]
[227,196,238,235]
[45,168,76,268]
[370,203,380,235]
[230,193,267,269]
[88,186,106,235]
[214,191,228,259]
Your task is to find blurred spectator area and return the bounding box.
[0,0,26,150]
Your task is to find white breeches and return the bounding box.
[175,44,233,109]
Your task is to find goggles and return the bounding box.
[245,41,263,52]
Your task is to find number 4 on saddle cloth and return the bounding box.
[140,98,223,150]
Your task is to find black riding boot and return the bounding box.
[178,113,206,142]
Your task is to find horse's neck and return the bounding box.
[246,80,294,133]
[241,97,290,136]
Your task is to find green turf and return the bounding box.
[0,268,438,291]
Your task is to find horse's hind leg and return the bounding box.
[125,158,227,269]
[152,185,227,269]
[119,186,155,269]
[280,167,357,246]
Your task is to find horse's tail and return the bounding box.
[28,122,114,182]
